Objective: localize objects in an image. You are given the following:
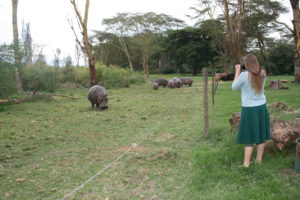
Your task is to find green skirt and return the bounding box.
[237,104,270,144]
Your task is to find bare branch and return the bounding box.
[274,19,294,34]
[67,18,85,52]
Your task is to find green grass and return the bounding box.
[0,75,299,199]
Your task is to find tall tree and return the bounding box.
[129,12,185,77]
[243,0,288,74]
[101,13,135,72]
[70,0,96,86]
[164,28,216,75]
[290,0,300,82]
[12,0,23,93]
[93,31,128,67]
[273,0,300,81]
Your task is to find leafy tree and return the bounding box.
[128,12,185,77]
[98,12,185,76]
[243,0,288,63]
[164,28,216,75]
[101,13,135,72]
[92,31,129,67]
[289,0,300,82]
[268,41,294,75]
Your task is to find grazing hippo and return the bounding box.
[153,82,159,90]
[172,77,182,88]
[154,78,168,87]
[88,85,108,109]
[180,77,193,86]
[168,80,175,88]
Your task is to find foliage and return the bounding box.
[0,62,16,97]
[22,64,59,92]
[163,28,217,75]
[96,12,186,75]
[95,63,145,88]
[60,62,76,83]
[268,41,294,75]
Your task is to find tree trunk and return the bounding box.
[223,0,244,65]
[118,37,134,73]
[235,0,244,63]
[290,0,300,82]
[12,0,23,93]
[223,0,234,63]
[70,0,97,86]
[203,68,209,137]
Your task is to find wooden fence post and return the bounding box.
[203,68,209,137]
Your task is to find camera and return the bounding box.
[240,64,246,70]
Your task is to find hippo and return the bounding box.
[168,80,175,88]
[180,77,193,87]
[88,85,108,109]
[153,82,159,90]
[154,78,168,87]
[172,77,182,88]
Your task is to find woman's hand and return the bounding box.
[235,64,241,75]
[233,64,241,82]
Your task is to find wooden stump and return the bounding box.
[270,119,300,150]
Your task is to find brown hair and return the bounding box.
[244,54,264,94]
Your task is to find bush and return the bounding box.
[0,62,16,98]
[60,64,76,83]
[161,65,176,74]
[23,64,59,92]
[95,63,145,88]
[69,63,145,88]
[268,42,294,75]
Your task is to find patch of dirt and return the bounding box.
[146,148,177,161]
[118,146,148,152]
[280,168,298,176]
[84,134,96,138]
[154,132,174,142]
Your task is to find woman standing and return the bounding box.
[232,54,270,168]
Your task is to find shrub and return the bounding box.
[60,64,76,83]
[268,42,294,75]
[23,64,59,92]
[0,62,16,98]
[161,65,176,74]
[95,63,145,88]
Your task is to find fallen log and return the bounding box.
[270,118,300,150]
[270,80,288,90]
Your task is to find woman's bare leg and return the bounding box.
[255,143,265,163]
[244,146,253,167]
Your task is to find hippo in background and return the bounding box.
[88,85,108,109]
[180,77,193,87]
[154,78,168,87]
[168,80,175,88]
[172,77,182,88]
[153,82,159,90]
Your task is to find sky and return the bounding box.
[0,0,293,65]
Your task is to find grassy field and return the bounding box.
[0,75,299,200]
